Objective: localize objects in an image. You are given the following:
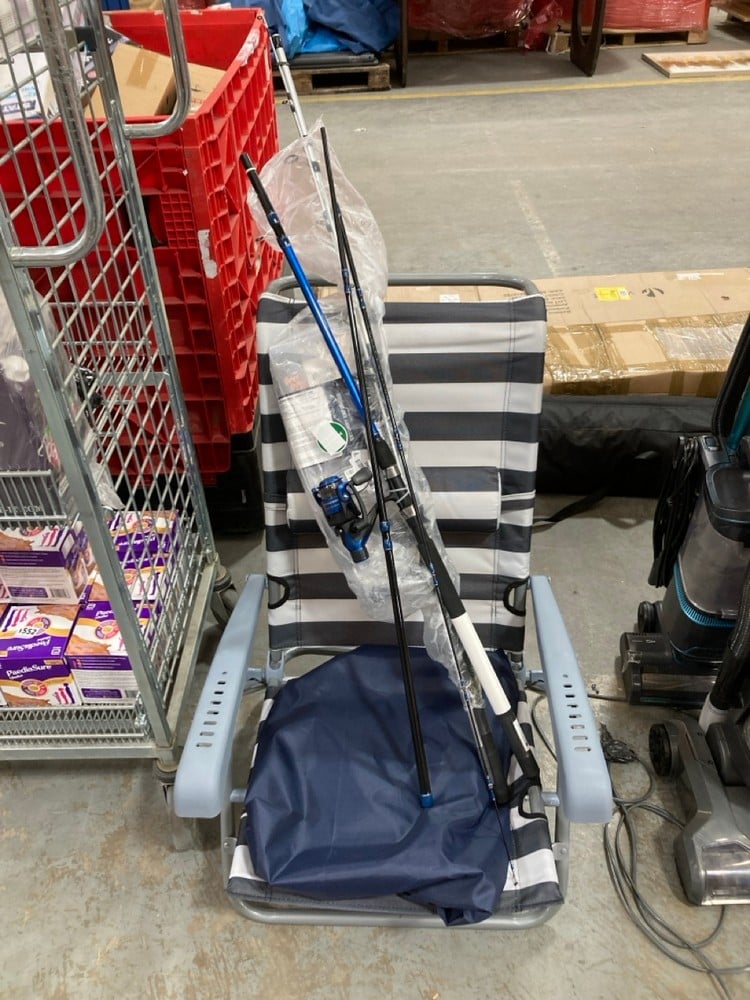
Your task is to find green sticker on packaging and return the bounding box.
[316,420,348,455]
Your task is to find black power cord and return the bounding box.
[601,735,747,1000]
[528,696,750,1000]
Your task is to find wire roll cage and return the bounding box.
[0,0,219,763]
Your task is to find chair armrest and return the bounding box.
[530,575,613,823]
[173,573,266,818]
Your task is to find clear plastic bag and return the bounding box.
[247,121,388,302]
[271,295,432,619]
[270,294,474,696]
[0,285,51,472]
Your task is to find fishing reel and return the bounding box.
[313,468,375,563]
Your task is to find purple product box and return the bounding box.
[0,525,86,567]
[0,602,6,705]
[0,525,91,603]
[84,563,166,606]
[109,510,179,568]
[65,602,152,704]
[0,604,81,707]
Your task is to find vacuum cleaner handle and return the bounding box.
[714,313,750,445]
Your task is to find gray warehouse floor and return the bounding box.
[4,13,750,999]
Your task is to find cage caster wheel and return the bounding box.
[649,722,680,779]
[637,601,659,634]
[153,760,178,784]
[153,761,195,851]
[211,566,239,627]
[161,781,202,852]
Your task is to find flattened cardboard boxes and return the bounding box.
[385,268,750,396]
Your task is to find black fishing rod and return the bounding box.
[313,132,434,808]
[241,151,539,793]
[317,127,512,805]
[265,40,511,802]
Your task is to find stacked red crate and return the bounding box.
[1,9,282,483]
[110,9,283,481]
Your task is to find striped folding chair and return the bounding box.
[174,274,612,927]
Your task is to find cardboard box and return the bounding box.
[519,269,750,325]
[88,41,226,119]
[187,61,225,113]
[88,43,176,119]
[0,604,81,707]
[66,603,152,705]
[383,269,750,397]
[0,44,88,122]
[0,525,90,604]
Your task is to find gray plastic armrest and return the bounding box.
[173,574,266,818]
[530,575,613,823]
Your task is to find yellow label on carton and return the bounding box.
[594,286,631,301]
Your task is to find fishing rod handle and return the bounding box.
[376,437,515,712]
[240,153,284,241]
[397,495,540,778]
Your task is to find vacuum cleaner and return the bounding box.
[619,314,750,905]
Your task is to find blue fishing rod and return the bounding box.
[241,151,433,807]
[241,152,539,794]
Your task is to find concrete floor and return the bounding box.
[4,11,750,999]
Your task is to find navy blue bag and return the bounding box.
[244,645,521,926]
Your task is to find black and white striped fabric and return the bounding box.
[258,288,548,654]
[233,281,558,922]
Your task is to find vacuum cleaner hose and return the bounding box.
[710,560,750,712]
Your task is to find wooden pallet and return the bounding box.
[274,61,390,96]
[549,24,709,54]
[407,27,521,54]
[716,0,750,23]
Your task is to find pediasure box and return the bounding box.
[108,509,179,567]
[67,560,169,705]
[85,563,165,606]
[83,560,178,653]
[0,604,81,707]
[65,602,153,706]
[0,602,6,706]
[0,525,92,604]
[67,537,170,707]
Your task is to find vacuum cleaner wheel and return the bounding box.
[649,722,680,779]
[637,601,659,634]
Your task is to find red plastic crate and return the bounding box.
[0,9,283,483]
[106,9,284,479]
